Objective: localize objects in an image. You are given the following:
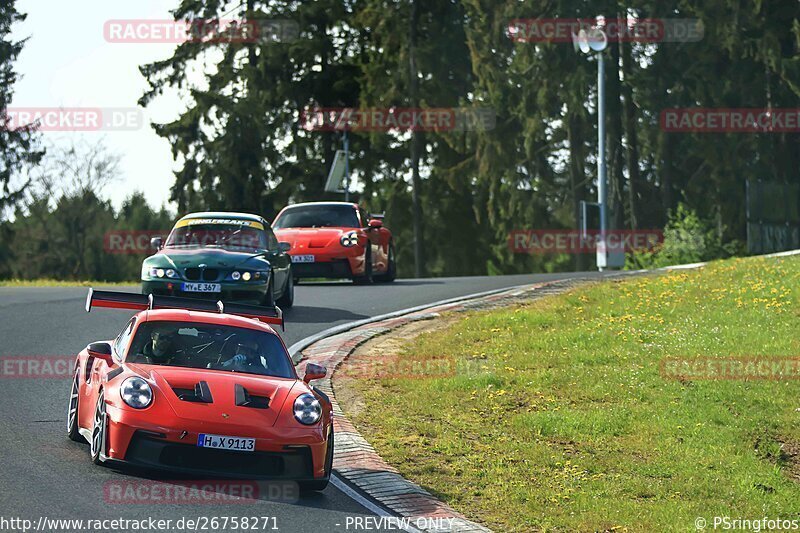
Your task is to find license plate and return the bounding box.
[197,433,255,452]
[182,282,221,293]
[291,255,315,263]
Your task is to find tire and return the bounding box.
[263,278,276,307]
[66,367,82,442]
[300,428,334,492]
[352,246,373,285]
[90,390,108,465]
[277,271,294,309]
[374,242,396,283]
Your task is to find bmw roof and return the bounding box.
[281,202,358,208]
[178,212,267,223]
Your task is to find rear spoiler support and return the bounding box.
[85,289,284,330]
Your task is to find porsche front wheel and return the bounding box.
[66,367,82,442]
[353,246,373,285]
[374,242,396,283]
[90,390,108,465]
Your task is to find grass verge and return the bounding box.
[337,256,800,531]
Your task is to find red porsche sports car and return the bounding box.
[67,290,333,491]
[272,202,396,283]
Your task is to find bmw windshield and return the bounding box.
[165,220,267,251]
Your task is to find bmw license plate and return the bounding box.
[197,433,255,452]
[291,255,315,263]
[182,282,221,293]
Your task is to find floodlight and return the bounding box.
[577,29,591,54]
[586,27,608,52]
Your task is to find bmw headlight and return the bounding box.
[143,266,167,279]
[231,271,241,281]
[293,393,322,425]
[340,232,359,247]
[165,269,177,278]
[120,377,153,409]
[242,271,252,281]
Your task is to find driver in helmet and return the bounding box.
[222,339,262,370]
[142,326,177,364]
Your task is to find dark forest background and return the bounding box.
[2,1,799,281]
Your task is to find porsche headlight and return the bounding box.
[293,393,322,425]
[340,232,359,247]
[120,377,153,409]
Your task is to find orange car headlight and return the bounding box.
[340,232,359,247]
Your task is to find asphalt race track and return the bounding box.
[0,272,611,533]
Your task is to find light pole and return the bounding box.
[573,26,615,271]
[343,130,350,202]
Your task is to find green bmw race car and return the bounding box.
[141,212,294,308]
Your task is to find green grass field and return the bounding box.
[340,256,800,531]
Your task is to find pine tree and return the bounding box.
[0,1,43,217]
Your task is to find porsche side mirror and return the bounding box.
[278,241,291,253]
[87,342,114,365]
[368,219,383,229]
[150,236,163,250]
[303,363,327,383]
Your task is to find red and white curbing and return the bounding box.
[294,277,603,533]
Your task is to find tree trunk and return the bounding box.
[658,129,673,222]
[409,0,423,277]
[619,38,640,230]
[606,28,625,232]
[567,110,588,272]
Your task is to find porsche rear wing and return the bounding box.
[85,289,284,330]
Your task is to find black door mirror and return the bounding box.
[87,342,114,365]
[150,236,163,250]
[303,363,327,383]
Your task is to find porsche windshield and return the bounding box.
[126,321,295,379]
[273,205,360,229]
[165,222,267,251]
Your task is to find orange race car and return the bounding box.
[272,202,396,283]
[67,290,333,491]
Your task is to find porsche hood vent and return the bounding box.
[170,381,271,409]
[235,384,270,409]
[172,381,213,403]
